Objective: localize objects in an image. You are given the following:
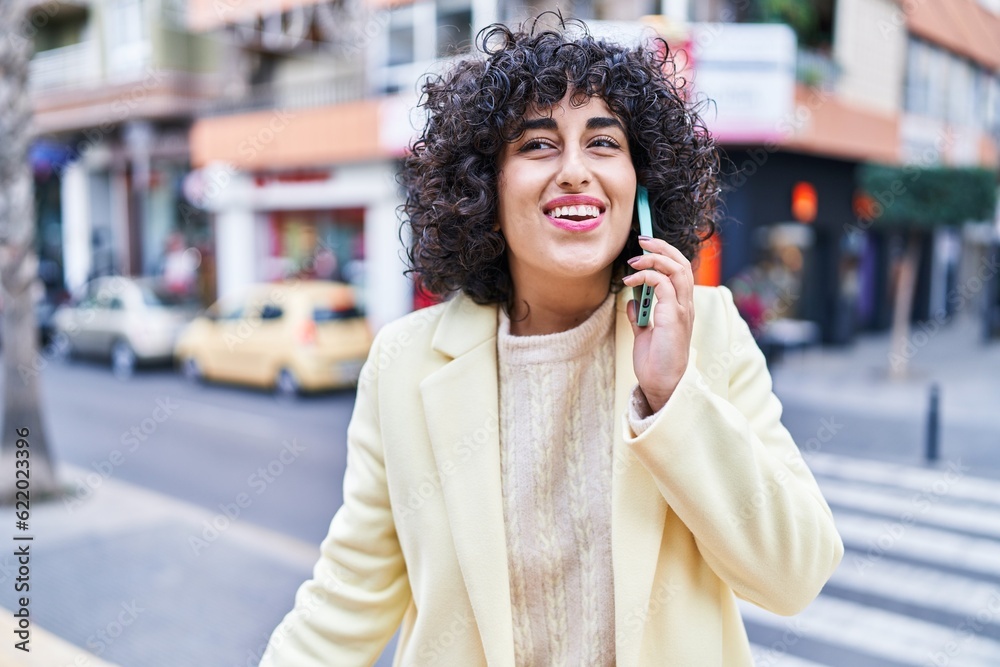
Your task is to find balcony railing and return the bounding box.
[26,0,90,12]
[205,75,368,116]
[796,47,840,90]
[29,41,101,91]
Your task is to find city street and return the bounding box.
[30,355,358,546]
[1,314,999,666]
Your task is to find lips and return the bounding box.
[543,196,606,232]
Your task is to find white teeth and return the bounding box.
[549,204,600,219]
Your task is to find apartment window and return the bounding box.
[991,75,1000,137]
[904,37,931,117]
[106,0,149,76]
[906,34,1000,134]
[904,37,988,128]
[947,54,973,127]
[32,6,88,53]
[376,0,472,94]
[971,66,989,131]
[437,0,473,58]
[388,7,416,67]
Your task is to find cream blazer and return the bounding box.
[260,285,844,667]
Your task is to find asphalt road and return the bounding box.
[17,344,1000,553]
[21,355,358,545]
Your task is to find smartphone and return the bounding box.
[633,185,654,327]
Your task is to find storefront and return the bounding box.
[190,160,408,330]
[719,149,863,347]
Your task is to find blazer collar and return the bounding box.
[421,290,667,667]
[430,292,498,358]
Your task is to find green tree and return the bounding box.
[0,0,60,501]
[857,164,997,379]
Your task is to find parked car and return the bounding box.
[174,280,372,396]
[52,276,200,377]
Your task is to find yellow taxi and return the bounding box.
[174,280,371,396]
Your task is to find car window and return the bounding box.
[215,304,244,320]
[94,292,114,309]
[260,304,284,320]
[313,306,361,322]
[139,285,165,307]
[138,283,199,308]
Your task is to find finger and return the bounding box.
[623,269,681,321]
[638,236,691,267]
[627,253,686,280]
[633,240,694,307]
[626,254,689,308]
[626,298,640,336]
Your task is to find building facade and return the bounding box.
[664,0,1000,344]
[28,0,221,305]
[34,0,997,337]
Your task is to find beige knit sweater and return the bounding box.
[496,292,620,667]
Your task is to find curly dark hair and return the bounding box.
[400,13,720,309]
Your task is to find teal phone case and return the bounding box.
[633,185,654,327]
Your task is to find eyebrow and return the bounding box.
[519,116,625,132]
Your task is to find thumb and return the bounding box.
[626,298,640,336]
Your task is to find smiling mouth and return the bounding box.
[545,204,603,222]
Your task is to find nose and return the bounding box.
[555,146,591,189]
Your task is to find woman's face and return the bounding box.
[496,92,637,292]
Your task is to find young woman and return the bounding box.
[261,16,843,667]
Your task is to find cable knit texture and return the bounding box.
[497,292,616,667]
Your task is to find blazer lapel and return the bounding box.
[420,294,515,666]
[611,289,670,667]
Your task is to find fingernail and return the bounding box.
[626,256,640,265]
[638,235,652,241]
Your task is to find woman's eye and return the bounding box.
[519,139,554,152]
[590,135,621,149]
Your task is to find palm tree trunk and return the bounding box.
[888,231,922,381]
[0,0,60,501]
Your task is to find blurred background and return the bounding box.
[0,0,999,665]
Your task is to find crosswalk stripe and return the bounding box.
[826,555,1000,621]
[804,452,1000,506]
[833,509,1000,581]
[741,594,1000,667]
[749,645,829,667]
[817,477,1000,541]
[739,452,1000,666]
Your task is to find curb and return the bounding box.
[0,607,119,667]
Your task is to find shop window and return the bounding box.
[267,209,365,287]
[728,223,813,335]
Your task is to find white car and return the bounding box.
[53,276,199,377]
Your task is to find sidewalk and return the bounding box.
[769,315,1000,476]
[0,466,320,667]
[0,610,119,667]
